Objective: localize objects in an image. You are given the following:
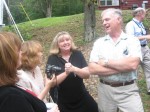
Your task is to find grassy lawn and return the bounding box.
[138,68,150,112]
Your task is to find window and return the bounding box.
[99,0,119,6]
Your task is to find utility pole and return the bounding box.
[0,0,5,31]
[1,0,24,42]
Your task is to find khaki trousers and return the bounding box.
[141,45,150,92]
[98,82,144,112]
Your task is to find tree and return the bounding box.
[46,0,52,17]
[33,0,52,17]
[83,0,96,41]
[52,0,83,16]
[21,0,52,18]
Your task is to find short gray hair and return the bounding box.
[132,7,146,17]
[101,8,122,18]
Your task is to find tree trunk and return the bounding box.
[46,0,52,17]
[84,0,96,42]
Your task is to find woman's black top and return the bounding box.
[0,85,46,112]
[46,50,98,112]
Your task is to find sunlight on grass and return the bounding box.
[18,16,73,31]
[19,13,83,29]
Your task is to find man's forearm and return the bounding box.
[138,35,150,40]
[106,57,140,72]
[88,62,120,76]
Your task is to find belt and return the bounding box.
[141,44,147,47]
[100,79,134,87]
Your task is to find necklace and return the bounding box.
[62,55,70,62]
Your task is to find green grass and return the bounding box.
[138,78,150,112]
[4,13,84,41]
[5,14,82,30]
[138,67,150,112]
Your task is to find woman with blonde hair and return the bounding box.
[46,31,98,112]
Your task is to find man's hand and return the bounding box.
[97,59,109,67]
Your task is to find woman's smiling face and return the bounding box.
[58,34,71,53]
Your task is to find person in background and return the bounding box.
[88,8,144,112]
[125,7,150,95]
[17,40,59,112]
[46,31,98,112]
[0,32,46,112]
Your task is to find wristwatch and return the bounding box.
[104,59,109,67]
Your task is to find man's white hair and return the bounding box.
[133,7,146,17]
[101,8,122,18]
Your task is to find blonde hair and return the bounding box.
[21,40,42,70]
[49,31,77,55]
[0,32,21,85]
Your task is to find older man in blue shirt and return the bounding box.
[126,7,150,95]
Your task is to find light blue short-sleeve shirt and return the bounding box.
[125,18,147,45]
[89,31,142,82]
